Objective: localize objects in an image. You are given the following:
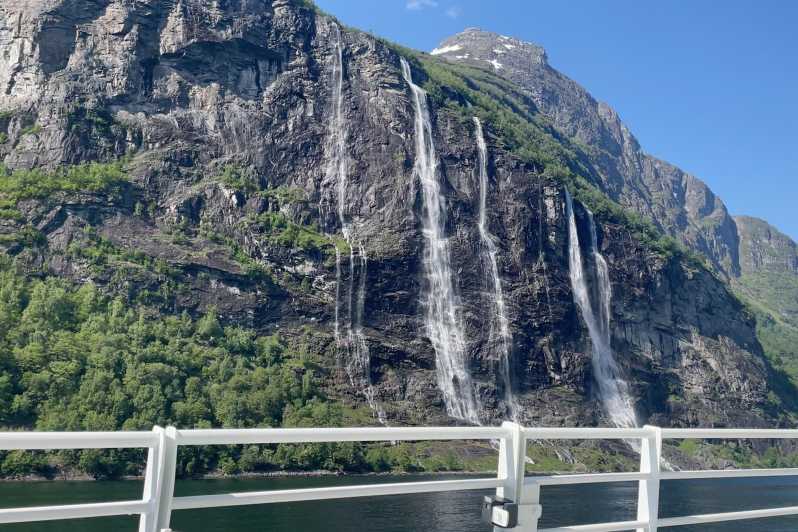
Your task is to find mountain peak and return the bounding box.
[430,28,548,71]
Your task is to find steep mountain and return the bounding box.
[0,0,794,456]
[431,28,742,277]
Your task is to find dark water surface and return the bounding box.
[2,474,798,531]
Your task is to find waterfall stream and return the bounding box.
[401,58,480,425]
[565,190,637,429]
[324,24,385,424]
[473,117,517,420]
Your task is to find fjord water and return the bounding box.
[3,476,798,531]
[473,117,517,419]
[400,58,480,425]
[323,23,383,423]
[565,191,637,429]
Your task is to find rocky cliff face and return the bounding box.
[0,0,791,430]
[432,28,798,400]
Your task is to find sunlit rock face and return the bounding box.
[0,0,790,429]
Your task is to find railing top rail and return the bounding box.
[4,426,795,449]
[0,430,158,450]
[661,428,798,439]
[522,427,652,440]
[176,425,509,445]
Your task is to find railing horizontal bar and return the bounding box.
[662,428,798,439]
[527,472,650,486]
[539,519,648,532]
[177,426,509,445]
[523,428,651,440]
[171,477,502,510]
[0,431,158,450]
[0,500,150,524]
[658,505,798,527]
[661,467,798,480]
[7,424,798,532]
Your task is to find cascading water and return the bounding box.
[565,190,637,429]
[401,58,480,425]
[324,24,385,424]
[473,117,517,420]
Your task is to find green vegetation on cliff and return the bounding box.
[0,257,488,478]
[736,272,798,326]
[0,161,128,204]
[735,272,798,386]
[0,160,128,222]
[247,212,337,256]
[0,255,326,477]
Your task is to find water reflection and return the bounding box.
[2,475,798,531]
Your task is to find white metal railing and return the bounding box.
[1,424,798,531]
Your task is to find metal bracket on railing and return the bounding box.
[482,495,519,528]
[495,422,541,532]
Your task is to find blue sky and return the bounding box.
[315,0,798,240]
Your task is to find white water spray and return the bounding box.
[401,58,480,425]
[565,190,637,429]
[324,24,385,424]
[473,117,517,420]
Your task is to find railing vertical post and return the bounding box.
[496,422,541,532]
[636,425,662,532]
[139,426,164,532]
[155,426,179,532]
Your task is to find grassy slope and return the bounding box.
[734,272,798,386]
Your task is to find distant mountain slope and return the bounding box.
[430,28,742,277]
[736,216,798,277]
[733,216,798,383]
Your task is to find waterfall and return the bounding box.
[324,24,385,424]
[565,190,637,429]
[401,58,480,425]
[473,117,517,420]
[334,246,341,343]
